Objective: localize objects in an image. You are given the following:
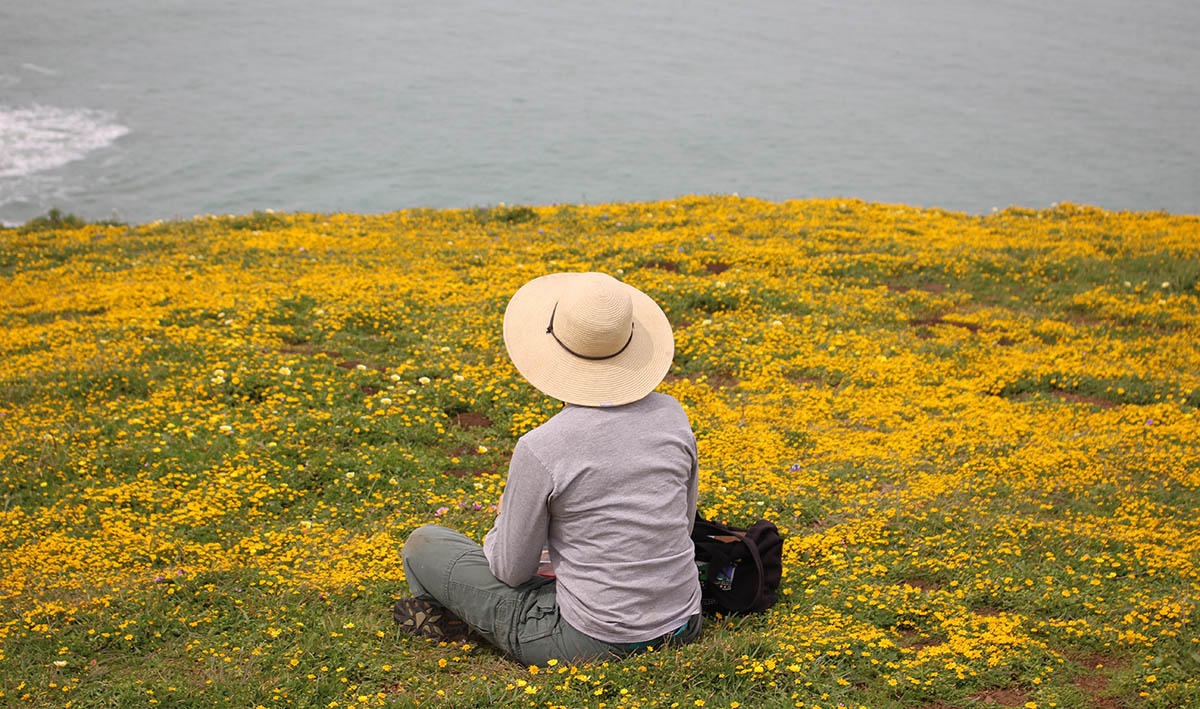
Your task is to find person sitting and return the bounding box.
[393,271,702,665]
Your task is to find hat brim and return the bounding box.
[503,273,674,407]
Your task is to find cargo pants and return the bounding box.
[400,523,702,666]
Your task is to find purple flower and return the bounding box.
[434,506,449,517]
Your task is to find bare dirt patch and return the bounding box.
[359,384,380,395]
[972,606,1003,617]
[1073,674,1122,709]
[444,468,493,479]
[1047,389,1120,409]
[910,316,984,334]
[448,444,478,458]
[789,374,829,389]
[1064,651,1128,709]
[705,261,730,275]
[969,687,1032,707]
[888,282,947,294]
[1060,312,1107,329]
[704,372,738,389]
[451,412,493,429]
[899,628,944,650]
[1065,651,1127,670]
[335,359,388,372]
[895,577,940,591]
[644,259,680,273]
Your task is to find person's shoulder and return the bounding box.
[640,391,683,410]
[516,405,575,449]
[633,391,690,420]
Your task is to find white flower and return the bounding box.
[278,366,291,376]
[355,364,367,371]
[210,376,225,385]
[1124,281,1132,287]
[390,374,401,381]
[219,425,233,433]
[701,319,712,326]
[440,346,450,352]
[477,446,488,454]
[314,308,326,316]
[345,472,355,480]
[418,376,431,385]
[1161,281,1170,288]
[213,368,226,376]
[406,389,416,395]
[453,374,465,382]
[772,320,783,326]
[53,660,67,667]
[379,398,392,406]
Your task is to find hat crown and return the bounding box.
[553,274,634,359]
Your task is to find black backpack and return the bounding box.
[691,514,784,615]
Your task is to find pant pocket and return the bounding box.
[515,588,559,644]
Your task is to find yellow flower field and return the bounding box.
[1,197,1198,708]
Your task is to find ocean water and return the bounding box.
[2,0,1198,226]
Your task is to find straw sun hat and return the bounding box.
[503,272,674,407]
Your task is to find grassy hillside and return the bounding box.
[1,197,1198,708]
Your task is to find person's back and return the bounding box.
[485,393,701,642]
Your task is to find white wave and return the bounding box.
[0,104,129,178]
[21,62,59,76]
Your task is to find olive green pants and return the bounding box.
[401,524,701,666]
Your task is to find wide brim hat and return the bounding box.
[503,272,674,407]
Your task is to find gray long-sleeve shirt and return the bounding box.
[482,392,702,643]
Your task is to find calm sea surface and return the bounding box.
[2,0,1198,225]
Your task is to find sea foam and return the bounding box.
[0,104,129,178]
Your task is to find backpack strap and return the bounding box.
[722,527,767,610]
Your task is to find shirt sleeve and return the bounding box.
[483,439,553,587]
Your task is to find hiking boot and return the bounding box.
[391,598,479,643]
